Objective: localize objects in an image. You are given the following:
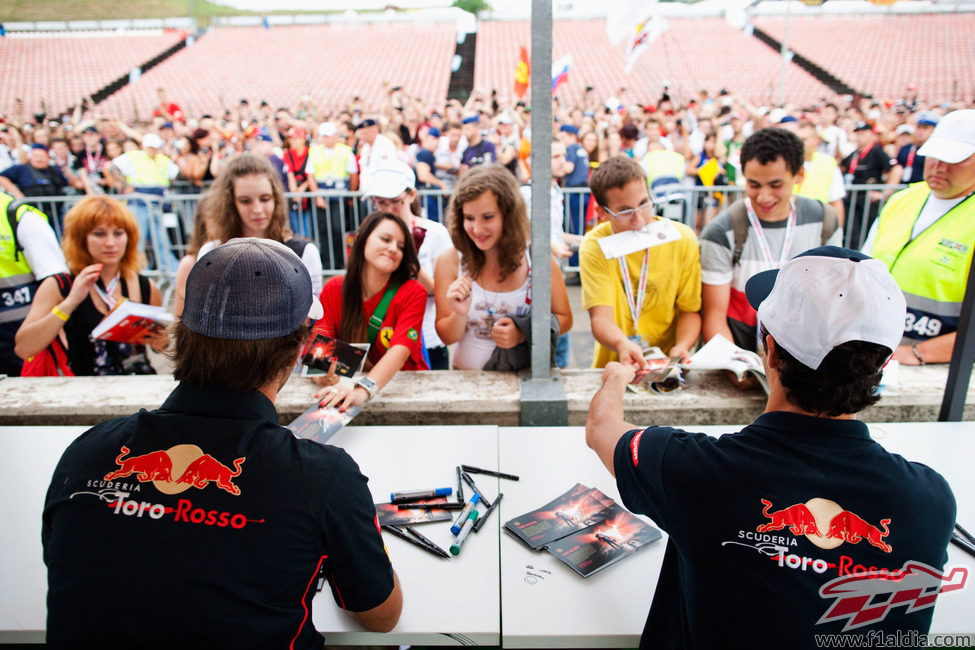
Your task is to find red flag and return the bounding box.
[514,46,530,99]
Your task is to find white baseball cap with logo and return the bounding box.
[918,109,975,164]
[745,247,906,370]
[363,160,416,199]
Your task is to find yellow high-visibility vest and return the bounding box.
[124,150,172,187]
[309,143,354,187]
[871,182,975,339]
[1,193,50,325]
[796,152,836,202]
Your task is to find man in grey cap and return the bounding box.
[43,238,402,647]
[863,109,975,365]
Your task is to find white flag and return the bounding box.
[624,12,668,74]
[607,0,668,73]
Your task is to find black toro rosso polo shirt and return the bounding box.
[614,411,956,649]
[44,382,394,649]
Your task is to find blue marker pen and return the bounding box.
[450,493,480,535]
[390,487,452,503]
[449,510,480,556]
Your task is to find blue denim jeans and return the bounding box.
[130,188,177,274]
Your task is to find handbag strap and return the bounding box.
[368,283,400,345]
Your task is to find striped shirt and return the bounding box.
[700,197,844,336]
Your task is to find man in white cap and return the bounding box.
[308,121,359,270]
[43,238,402,646]
[364,160,453,369]
[586,246,956,648]
[862,109,975,366]
[108,132,180,273]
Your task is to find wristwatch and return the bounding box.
[354,376,378,401]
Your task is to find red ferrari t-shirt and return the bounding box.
[314,277,429,370]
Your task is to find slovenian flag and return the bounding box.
[551,54,572,94]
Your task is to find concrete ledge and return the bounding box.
[0,365,971,427]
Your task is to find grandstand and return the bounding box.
[100,22,457,118]
[1,4,974,119]
[752,12,975,104]
[474,18,830,108]
[0,29,188,116]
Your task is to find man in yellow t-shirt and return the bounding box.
[580,155,701,368]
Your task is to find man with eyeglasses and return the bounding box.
[580,155,701,369]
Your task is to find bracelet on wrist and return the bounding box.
[911,342,925,366]
[51,305,70,322]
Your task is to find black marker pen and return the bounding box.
[473,492,503,533]
[461,464,520,481]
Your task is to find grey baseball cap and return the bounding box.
[183,238,323,340]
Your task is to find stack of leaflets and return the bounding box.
[89,298,174,344]
[504,483,662,578]
[680,334,769,395]
[286,403,361,445]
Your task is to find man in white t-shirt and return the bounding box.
[363,160,453,369]
[355,118,397,192]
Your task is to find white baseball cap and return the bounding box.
[363,160,415,199]
[745,247,905,370]
[917,109,975,164]
[318,122,337,137]
[142,133,163,149]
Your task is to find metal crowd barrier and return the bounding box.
[16,181,905,289]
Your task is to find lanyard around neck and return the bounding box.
[848,142,874,175]
[618,249,650,330]
[93,272,121,310]
[744,197,797,267]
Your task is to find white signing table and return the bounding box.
[315,425,501,646]
[2,422,973,645]
[498,424,975,647]
[0,425,500,646]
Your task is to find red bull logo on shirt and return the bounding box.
[104,444,245,496]
[721,497,967,630]
[69,443,262,531]
[755,497,892,553]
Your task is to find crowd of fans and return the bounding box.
[2,81,972,379]
[2,83,971,215]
